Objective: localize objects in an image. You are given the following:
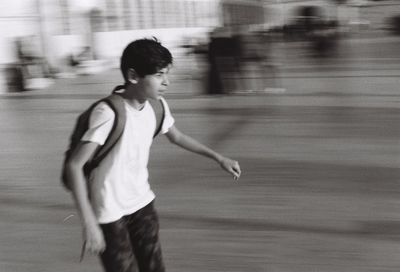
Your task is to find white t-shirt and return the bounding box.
[81,97,175,224]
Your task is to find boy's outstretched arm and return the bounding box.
[65,141,106,256]
[165,125,241,180]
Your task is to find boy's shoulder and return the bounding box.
[91,93,127,116]
[157,96,168,106]
[86,94,129,127]
[151,96,170,111]
[93,101,116,113]
[147,97,167,116]
[88,101,116,124]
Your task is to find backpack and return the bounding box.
[61,85,165,191]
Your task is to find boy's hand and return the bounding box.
[82,221,106,260]
[219,157,241,180]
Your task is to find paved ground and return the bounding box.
[0,35,399,272]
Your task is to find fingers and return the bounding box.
[81,238,106,261]
[232,168,239,180]
[220,158,241,180]
[231,161,241,180]
[88,241,106,255]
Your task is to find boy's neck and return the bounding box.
[120,84,146,111]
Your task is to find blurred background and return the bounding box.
[1,0,399,94]
[0,0,400,272]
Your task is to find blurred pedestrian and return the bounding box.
[64,38,241,272]
[15,36,53,79]
[207,27,243,94]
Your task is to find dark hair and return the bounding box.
[120,37,173,82]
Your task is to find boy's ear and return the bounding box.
[127,68,139,84]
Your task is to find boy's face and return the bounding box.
[137,66,171,100]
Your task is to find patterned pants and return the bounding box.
[100,201,165,272]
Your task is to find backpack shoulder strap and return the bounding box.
[148,98,165,138]
[90,92,126,168]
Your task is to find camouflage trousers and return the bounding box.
[100,201,165,272]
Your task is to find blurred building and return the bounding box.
[1,0,398,63]
[0,0,220,62]
[0,0,399,92]
[0,0,221,91]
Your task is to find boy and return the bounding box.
[65,38,241,272]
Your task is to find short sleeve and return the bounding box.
[159,97,175,134]
[81,102,115,145]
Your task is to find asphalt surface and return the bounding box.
[0,35,399,272]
